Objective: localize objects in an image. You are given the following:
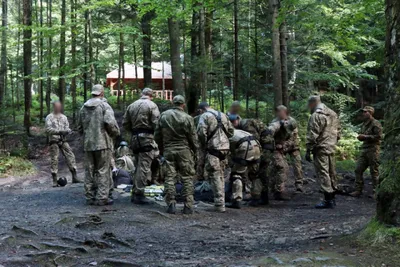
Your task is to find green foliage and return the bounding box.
[336,160,356,172]
[0,156,36,178]
[358,218,400,245]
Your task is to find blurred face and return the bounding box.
[308,101,317,112]
[276,109,288,120]
[232,119,239,128]
[362,110,372,121]
[230,105,241,114]
[53,102,62,114]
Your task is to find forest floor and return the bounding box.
[0,130,399,266]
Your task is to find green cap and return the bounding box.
[231,101,241,107]
[173,95,185,105]
[362,106,375,114]
[142,88,153,96]
[308,95,321,103]
[91,84,104,96]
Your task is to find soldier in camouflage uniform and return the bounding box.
[272,106,305,192]
[306,96,341,209]
[227,101,242,118]
[123,88,160,204]
[155,95,198,214]
[78,85,120,206]
[193,102,209,181]
[197,103,235,212]
[227,115,261,209]
[45,101,79,187]
[349,106,382,197]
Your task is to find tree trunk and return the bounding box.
[280,21,289,108]
[23,0,32,133]
[83,2,89,101]
[58,0,66,105]
[199,6,206,101]
[168,17,184,96]
[142,11,153,88]
[70,0,77,123]
[46,0,51,114]
[376,0,400,226]
[88,5,94,85]
[233,0,239,101]
[270,0,282,107]
[254,0,259,118]
[39,0,44,120]
[0,0,7,107]
[187,8,200,114]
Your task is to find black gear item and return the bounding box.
[57,177,68,187]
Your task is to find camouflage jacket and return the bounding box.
[78,98,120,152]
[123,96,160,150]
[197,108,235,151]
[237,118,265,141]
[45,113,71,143]
[359,118,382,150]
[306,103,341,155]
[155,107,198,153]
[229,129,261,161]
[271,116,300,152]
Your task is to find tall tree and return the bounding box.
[0,0,7,106]
[58,0,66,105]
[233,0,239,100]
[280,21,289,108]
[38,0,44,121]
[187,8,200,113]
[376,0,400,226]
[46,0,52,114]
[142,11,153,88]
[270,0,282,107]
[168,17,184,96]
[70,0,77,122]
[199,6,206,101]
[23,0,32,133]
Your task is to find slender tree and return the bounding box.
[142,11,153,87]
[187,7,200,113]
[376,0,400,226]
[71,0,77,122]
[58,0,66,105]
[46,0,52,114]
[270,0,282,107]
[168,17,184,96]
[233,0,239,100]
[0,0,7,106]
[280,21,289,107]
[23,0,32,133]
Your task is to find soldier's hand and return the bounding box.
[305,149,312,162]
[275,144,283,150]
[357,134,366,141]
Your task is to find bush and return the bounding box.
[0,156,36,178]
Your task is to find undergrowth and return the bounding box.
[0,156,37,178]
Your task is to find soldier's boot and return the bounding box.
[166,203,176,214]
[96,199,114,206]
[182,205,193,215]
[71,169,82,184]
[260,191,269,205]
[249,198,261,207]
[52,173,58,187]
[226,200,241,209]
[295,184,304,193]
[274,192,291,201]
[349,190,362,198]
[132,194,151,205]
[315,193,335,209]
[215,205,226,213]
[86,199,96,205]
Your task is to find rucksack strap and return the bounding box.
[206,111,229,142]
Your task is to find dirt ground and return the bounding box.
[0,133,397,267]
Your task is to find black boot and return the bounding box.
[249,198,261,207]
[132,194,151,205]
[71,169,82,183]
[96,199,114,206]
[226,200,241,209]
[274,192,291,201]
[52,173,58,187]
[260,191,269,205]
[182,205,193,214]
[315,193,335,209]
[167,203,176,214]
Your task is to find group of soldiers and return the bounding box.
[45,85,382,213]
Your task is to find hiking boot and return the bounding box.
[274,192,291,201]
[226,200,241,209]
[132,194,151,205]
[295,185,304,193]
[71,169,82,183]
[349,190,362,198]
[166,203,176,214]
[52,173,58,187]
[260,192,269,205]
[96,199,114,206]
[215,205,226,213]
[86,199,96,205]
[249,198,261,207]
[315,193,335,209]
[182,205,193,215]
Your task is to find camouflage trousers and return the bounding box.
[195,149,206,181]
[288,150,304,187]
[84,149,112,202]
[231,160,259,202]
[355,147,380,191]
[252,151,271,199]
[269,151,289,193]
[133,150,157,195]
[164,148,195,208]
[49,142,76,174]
[313,150,338,194]
[205,152,228,208]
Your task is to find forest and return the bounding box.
[0,0,400,265]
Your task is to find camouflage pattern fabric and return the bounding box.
[155,107,198,208]
[198,108,234,208]
[45,113,76,174]
[306,103,341,193]
[355,118,382,191]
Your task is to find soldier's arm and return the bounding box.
[63,116,72,132]
[197,115,208,148]
[104,104,120,138]
[151,104,161,130]
[154,116,163,153]
[187,117,199,154]
[365,123,382,141]
[226,115,235,138]
[45,116,60,135]
[122,107,132,134]
[306,114,324,151]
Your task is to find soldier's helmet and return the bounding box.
[228,114,239,122]
[173,95,185,105]
[57,177,68,187]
